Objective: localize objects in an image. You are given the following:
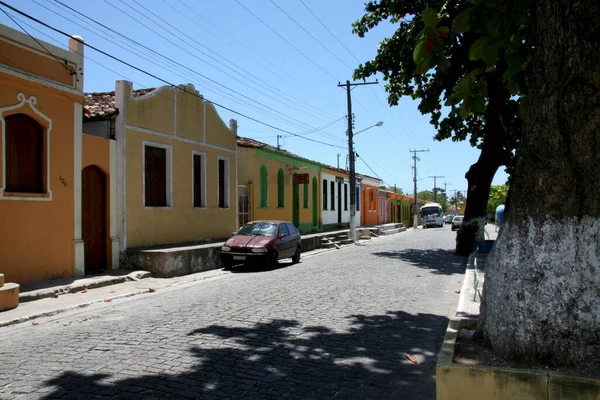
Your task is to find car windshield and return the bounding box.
[237,222,278,237]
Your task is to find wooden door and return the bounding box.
[83,166,107,273]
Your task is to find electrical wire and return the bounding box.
[234,0,338,81]
[174,0,341,119]
[0,1,348,149]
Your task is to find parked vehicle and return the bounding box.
[445,214,455,224]
[220,220,302,268]
[420,203,444,228]
[451,216,464,231]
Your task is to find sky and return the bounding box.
[1,0,508,198]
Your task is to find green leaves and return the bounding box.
[413,39,433,74]
[452,8,472,33]
[422,8,439,29]
[469,37,488,61]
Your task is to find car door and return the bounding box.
[276,223,291,259]
[286,223,301,252]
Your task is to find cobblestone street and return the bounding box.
[0,228,466,399]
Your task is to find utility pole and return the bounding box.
[410,149,429,229]
[428,175,445,202]
[443,182,453,208]
[277,134,282,150]
[337,153,341,169]
[338,79,378,242]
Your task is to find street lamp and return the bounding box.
[354,121,383,136]
[348,121,383,243]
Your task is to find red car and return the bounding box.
[220,220,302,268]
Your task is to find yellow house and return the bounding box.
[237,137,323,233]
[84,81,238,257]
[0,24,86,284]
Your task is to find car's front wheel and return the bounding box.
[292,247,301,264]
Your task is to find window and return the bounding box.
[356,186,360,211]
[286,223,299,236]
[193,153,205,208]
[144,144,170,207]
[303,182,309,208]
[330,181,335,210]
[5,114,43,193]
[344,183,348,211]
[279,223,289,237]
[218,157,229,208]
[277,168,285,208]
[259,165,268,207]
[322,179,328,210]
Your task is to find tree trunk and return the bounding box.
[455,74,514,256]
[480,0,600,366]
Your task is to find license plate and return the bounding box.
[233,255,246,261]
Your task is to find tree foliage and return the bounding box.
[352,0,529,165]
[486,184,508,218]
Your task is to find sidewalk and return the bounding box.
[455,224,497,317]
[0,268,230,328]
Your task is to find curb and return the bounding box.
[19,271,152,303]
[1,289,154,328]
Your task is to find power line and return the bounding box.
[268,0,353,70]
[123,0,330,127]
[158,0,338,122]
[234,0,338,81]
[103,0,315,130]
[0,1,348,149]
[173,0,341,119]
[0,7,74,76]
[6,8,316,131]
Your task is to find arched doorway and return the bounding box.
[82,165,107,273]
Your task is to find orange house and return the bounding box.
[359,174,382,226]
[0,25,87,284]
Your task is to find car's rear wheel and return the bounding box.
[292,247,301,264]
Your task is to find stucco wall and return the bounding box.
[0,76,77,284]
[237,146,321,233]
[120,82,237,248]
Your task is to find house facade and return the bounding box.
[0,25,85,284]
[359,175,382,226]
[237,137,322,233]
[84,80,238,259]
[321,167,351,231]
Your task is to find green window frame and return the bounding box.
[303,182,309,208]
[259,164,268,207]
[277,168,285,208]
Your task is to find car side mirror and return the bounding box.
[279,232,287,238]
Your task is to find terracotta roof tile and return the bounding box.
[83,88,156,121]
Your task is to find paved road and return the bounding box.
[0,226,466,399]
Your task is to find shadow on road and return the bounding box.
[225,260,295,274]
[40,310,449,399]
[372,248,466,275]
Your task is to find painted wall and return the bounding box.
[0,25,84,284]
[237,146,322,233]
[117,81,237,248]
[321,169,350,229]
[360,177,381,226]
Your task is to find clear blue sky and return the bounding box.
[2,0,508,197]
